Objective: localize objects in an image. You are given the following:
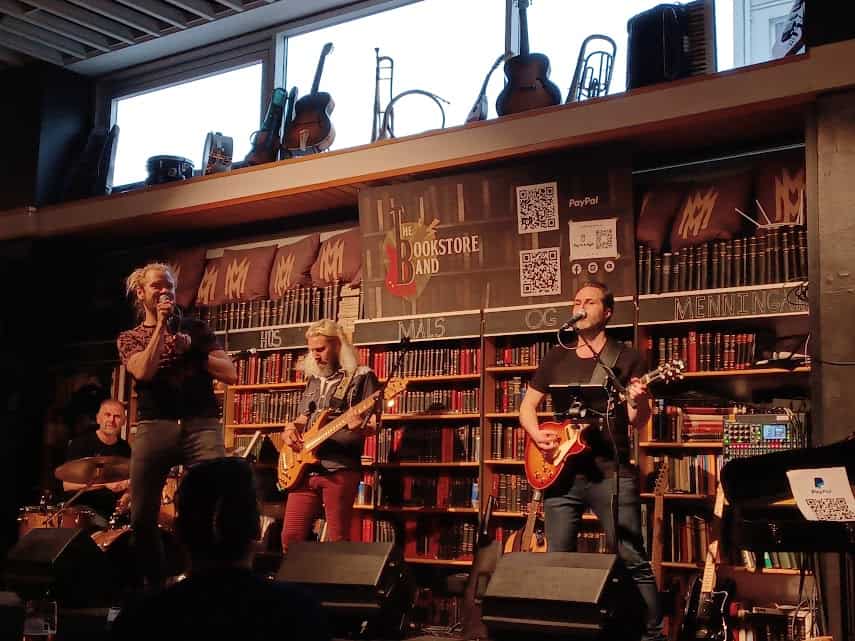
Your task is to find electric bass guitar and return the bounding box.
[495,0,562,116]
[679,484,735,641]
[651,458,670,592]
[524,359,685,491]
[284,42,335,155]
[277,377,407,491]
[503,488,547,553]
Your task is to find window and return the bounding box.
[111,62,263,187]
[283,0,506,151]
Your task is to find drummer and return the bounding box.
[62,398,131,525]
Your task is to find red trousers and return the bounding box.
[281,468,361,553]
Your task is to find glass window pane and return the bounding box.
[112,62,263,186]
[284,0,506,151]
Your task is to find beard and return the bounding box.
[302,342,359,378]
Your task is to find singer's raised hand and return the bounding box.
[173,332,192,354]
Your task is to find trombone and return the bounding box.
[372,47,394,143]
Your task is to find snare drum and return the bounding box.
[58,505,102,531]
[17,505,59,537]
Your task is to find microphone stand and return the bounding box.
[572,324,627,556]
[358,336,411,432]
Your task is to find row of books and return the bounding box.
[358,346,482,379]
[355,471,374,505]
[198,283,342,331]
[378,474,477,509]
[388,389,479,415]
[493,339,555,367]
[652,332,758,372]
[494,377,553,414]
[650,454,722,495]
[741,550,805,571]
[664,511,711,564]
[489,422,526,460]
[406,519,477,561]
[364,424,481,464]
[233,350,305,385]
[637,227,807,295]
[350,516,397,544]
[231,390,302,425]
[491,472,535,513]
[493,527,606,553]
[650,401,730,441]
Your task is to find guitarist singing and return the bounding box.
[519,281,666,641]
[281,319,378,553]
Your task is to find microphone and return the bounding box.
[159,293,179,332]
[560,309,587,330]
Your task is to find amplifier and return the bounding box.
[723,413,807,462]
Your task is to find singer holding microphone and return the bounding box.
[518,281,665,641]
[117,262,237,587]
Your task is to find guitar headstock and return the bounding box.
[383,377,409,401]
[657,359,685,383]
[653,458,670,496]
[320,42,334,58]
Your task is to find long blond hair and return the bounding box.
[125,262,176,317]
[301,318,359,377]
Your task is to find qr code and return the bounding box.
[596,228,614,249]
[517,181,559,234]
[805,497,855,521]
[520,247,562,297]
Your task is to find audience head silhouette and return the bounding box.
[176,457,261,568]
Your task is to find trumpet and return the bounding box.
[566,34,617,103]
[372,47,394,142]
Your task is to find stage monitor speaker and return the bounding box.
[277,542,414,638]
[0,592,24,641]
[4,528,111,607]
[482,552,645,641]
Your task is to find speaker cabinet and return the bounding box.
[4,528,111,607]
[277,542,414,638]
[482,552,644,640]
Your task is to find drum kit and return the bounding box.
[17,455,184,589]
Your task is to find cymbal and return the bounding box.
[54,456,130,484]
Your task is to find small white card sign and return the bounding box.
[568,218,619,261]
[786,467,855,521]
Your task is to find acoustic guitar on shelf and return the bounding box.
[277,377,407,491]
[524,359,685,491]
[284,42,335,155]
[495,0,562,116]
[502,488,547,553]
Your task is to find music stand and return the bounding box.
[547,383,610,422]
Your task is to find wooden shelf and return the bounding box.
[731,567,807,575]
[485,412,550,419]
[376,506,478,514]
[353,504,374,511]
[639,442,723,449]
[9,40,855,242]
[486,365,538,374]
[229,381,305,391]
[382,413,481,421]
[680,367,810,379]
[405,558,473,567]
[227,423,286,430]
[382,374,480,383]
[640,493,712,501]
[495,511,598,521]
[374,462,479,469]
[484,459,525,466]
[662,562,702,570]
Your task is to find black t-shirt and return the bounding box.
[64,431,131,517]
[117,317,220,421]
[530,341,645,465]
[109,568,331,641]
[297,367,379,471]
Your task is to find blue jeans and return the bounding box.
[544,462,665,641]
[130,418,224,586]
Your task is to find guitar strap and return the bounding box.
[588,338,624,387]
[327,369,356,412]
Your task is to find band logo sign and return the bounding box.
[774,168,805,223]
[224,257,250,301]
[383,206,481,301]
[317,238,345,283]
[676,188,719,241]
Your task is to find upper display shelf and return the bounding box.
[3,39,855,242]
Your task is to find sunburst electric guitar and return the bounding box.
[277,377,408,491]
[524,359,684,491]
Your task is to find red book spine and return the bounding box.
[687,331,698,372]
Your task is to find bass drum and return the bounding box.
[17,505,59,538]
[91,526,184,591]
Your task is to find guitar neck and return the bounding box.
[700,540,719,594]
[303,392,378,451]
[311,51,328,94]
[518,1,530,56]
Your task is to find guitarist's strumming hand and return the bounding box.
[283,422,303,452]
[530,430,559,455]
